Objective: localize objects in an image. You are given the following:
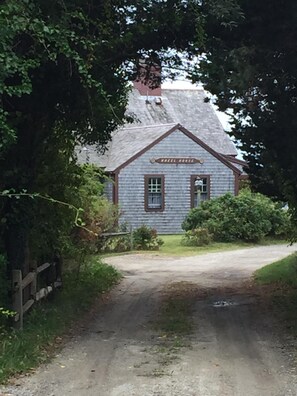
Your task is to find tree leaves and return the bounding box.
[195,0,297,214]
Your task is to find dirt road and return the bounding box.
[2,244,297,396]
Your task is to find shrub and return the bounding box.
[182,190,291,242]
[99,234,131,253]
[181,228,212,246]
[133,225,164,250]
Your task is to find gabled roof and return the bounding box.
[126,87,237,156]
[107,123,241,174]
[76,86,239,170]
[222,155,248,175]
[104,123,176,171]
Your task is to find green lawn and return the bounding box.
[101,235,287,258]
[157,234,286,257]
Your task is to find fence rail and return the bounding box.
[12,262,62,330]
[101,226,134,251]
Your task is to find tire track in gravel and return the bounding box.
[1,244,297,396]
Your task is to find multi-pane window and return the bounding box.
[192,175,210,208]
[145,176,164,211]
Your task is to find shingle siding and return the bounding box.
[118,129,235,234]
[104,179,114,202]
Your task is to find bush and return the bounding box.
[133,225,164,250]
[182,190,291,243]
[181,228,212,246]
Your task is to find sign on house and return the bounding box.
[150,157,204,164]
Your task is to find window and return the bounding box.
[145,175,164,211]
[191,175,210,208]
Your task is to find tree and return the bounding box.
[194,0,297,218]
[0,0,203,275]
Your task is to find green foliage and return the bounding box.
[196,0,297,228]
[62,165,120,268]
[181,228,212,246]
[98,223,132,253]
[99,236,131,254]
[182,190,290,242]
[0,0,204,275]
[133,225,164,250]
[0,258,120,383]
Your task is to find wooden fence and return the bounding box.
[101,227,134,251]
[11,230,133,330]
[12,262,62,330]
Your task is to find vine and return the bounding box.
[0,190,98,236]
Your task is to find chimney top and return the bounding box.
[133,57,161,97]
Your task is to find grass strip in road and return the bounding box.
[0,258,121,384]
[254,252,297,332]
[143,282,199,378]
[156,283,196,335]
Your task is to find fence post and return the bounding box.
[12,270,23,330]
[30,271,37,300]
[130,225,134,251]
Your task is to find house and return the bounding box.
[78,81,246,234]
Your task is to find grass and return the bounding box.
[157,234,287,257]
[156,282,198,336]
[101,235,287,258]
[145,282,198,376]
[158,298,193,334]
[0,258,121,384]
[255,252,297,287]
[254,252,297,333]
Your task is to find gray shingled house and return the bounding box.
[79,83,246,234]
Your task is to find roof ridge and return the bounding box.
[162,88,204,91]
[119,122,177,131]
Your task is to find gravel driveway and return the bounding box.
[2,244,297,396]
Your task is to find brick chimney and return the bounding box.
[133,57,161,97]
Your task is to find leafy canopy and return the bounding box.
[0,0,203,273]
[195,0,297,214]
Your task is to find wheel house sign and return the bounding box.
[150,157,204,164]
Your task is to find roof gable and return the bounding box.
[126,87,238,156]
[104,123,176,171]
[113,123,240,175]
